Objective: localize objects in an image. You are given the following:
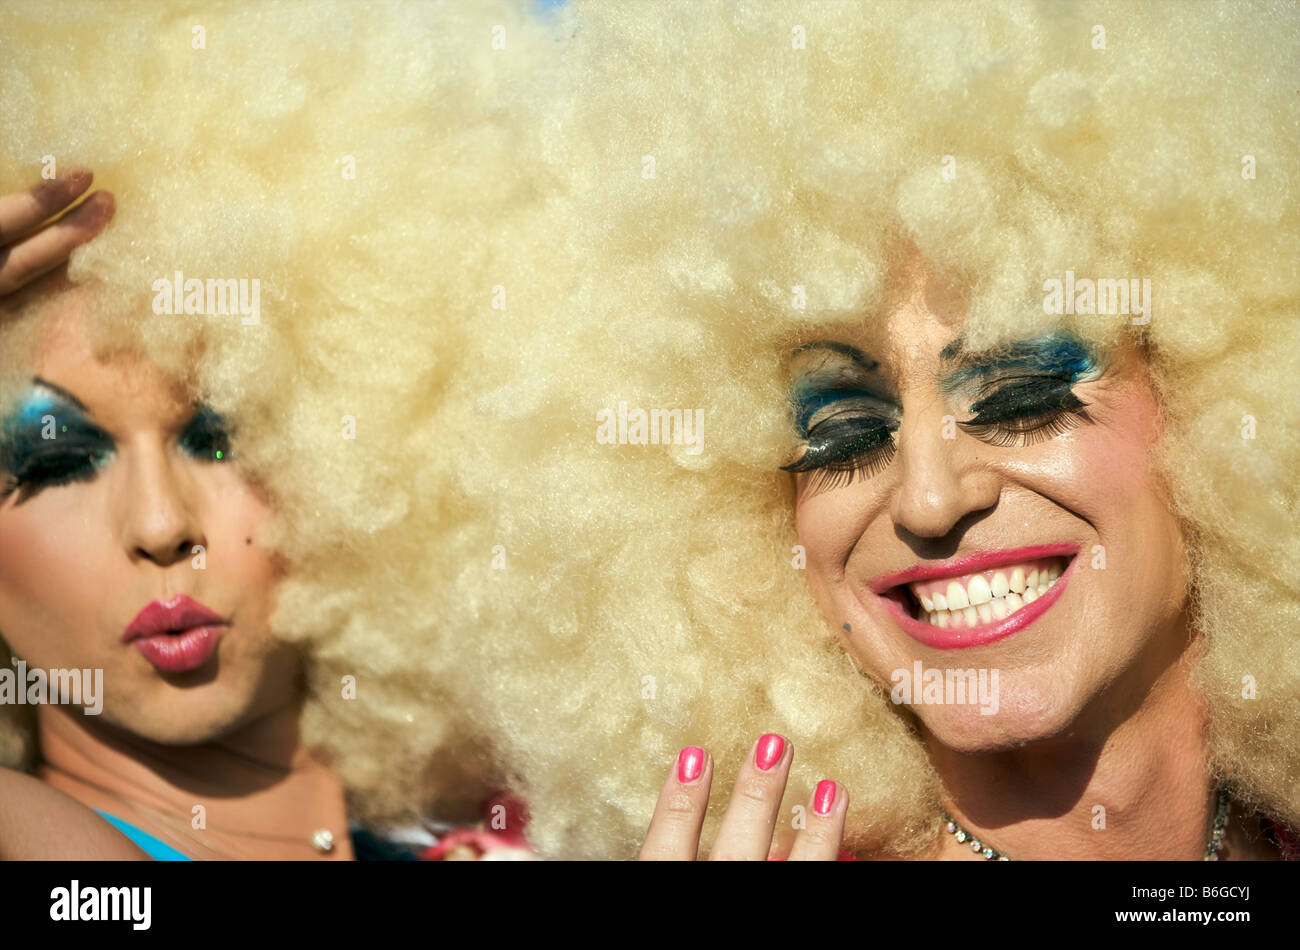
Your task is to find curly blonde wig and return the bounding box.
[422,0,1300,857]
[0,0,565,824]
[3,0,1296,860]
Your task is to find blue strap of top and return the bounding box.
[95,810,193,861]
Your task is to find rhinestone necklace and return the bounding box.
[941,787,1231,860]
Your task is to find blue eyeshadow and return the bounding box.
[941,334,1097,393]
[8,395,63,429]
[788,343,891,426]
[791,384,870,433]
[0,393,110,472]
[3,390,103,432]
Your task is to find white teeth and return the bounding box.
[1009,567,1026,593]
[908,558,1067,628]
[945,581,970,610]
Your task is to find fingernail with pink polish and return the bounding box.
[755,733,785,771]
[814,780,837,816]
[677,746,705,784]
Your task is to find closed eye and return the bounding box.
[178,406,233,462]
[957,376,1092,446]
[783,396,900,491]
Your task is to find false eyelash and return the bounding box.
[781,414,898,491]
[0,449,108,499]
[956,374,1093,447]
[793,440,898,493]
[781,374,1093,488]
[958,404,1093,447]
[178,407,234,462]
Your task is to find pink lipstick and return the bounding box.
[866,544,1080,649]
[123,594,226,673]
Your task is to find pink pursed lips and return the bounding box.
[123,594,226,673]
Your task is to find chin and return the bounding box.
[904,676,1087,753]
[107,686,266,746]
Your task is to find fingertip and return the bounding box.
[813,778,839,816]
[755,732,788,771]
[78,190,115,228]
[676,745,707,785]
[51,168,93,198]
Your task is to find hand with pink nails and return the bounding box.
[0,169,115,300]
[638,733,848,860]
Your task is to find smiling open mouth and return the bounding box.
[897,556,1069,629]
[868,545,1079,649]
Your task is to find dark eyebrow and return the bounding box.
[938,336,966,361]
[30,377,90,413]
[790,340,880,374]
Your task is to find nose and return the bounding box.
[888,397,1001,541]
[117,441,207,567]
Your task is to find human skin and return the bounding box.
[640,253,1281,860]
[0,177,351,859]
[0,168,114,296]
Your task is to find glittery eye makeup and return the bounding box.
[178,406,233,463]
[0,381,233,500]
[782,334,1104,490]
[0,389,112,499]
[941,334,1101,447]
[781,342,901,491]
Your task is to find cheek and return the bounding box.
[1042,387,1186,610]
[1057,405,1159,515]
[203,471,280,620]
[196,474,298,727]
[0,485,117,666]
[794,482,878,618]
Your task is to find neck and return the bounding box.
[35,700,353,860]
[923,619,1253,860]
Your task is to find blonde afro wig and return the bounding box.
[424,0,1300,857]
[0,0,567,825]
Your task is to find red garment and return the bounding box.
[420,793,532,860]
[1263,816,1300,861]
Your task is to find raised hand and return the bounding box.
[638,733,848,860]
[0,169,114,297]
